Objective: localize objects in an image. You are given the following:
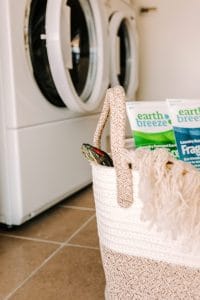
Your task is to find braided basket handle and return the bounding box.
[93,86,133,208]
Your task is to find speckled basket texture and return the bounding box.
[92,86,200,300]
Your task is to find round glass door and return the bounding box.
[28,0,108,112]
[45,0,109,112]
[109,12,138,99]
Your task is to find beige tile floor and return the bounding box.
[0,185,105,300]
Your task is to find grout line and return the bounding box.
[4,213,96,299]
[0,232,100,251]
[64,214,96,244]
[60,205,95,211]
[0,233,62,245]
[5,244,65,300]
[66,243,99,250]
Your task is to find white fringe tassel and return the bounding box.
[129,148,200,249]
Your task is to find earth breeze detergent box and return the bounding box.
[167,99,200,170]
[126,101,177,157]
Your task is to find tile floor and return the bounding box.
[0,185,105,300]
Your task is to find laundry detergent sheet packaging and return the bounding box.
[167,99,200,170]
[126,101,177,156]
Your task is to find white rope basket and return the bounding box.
[92,165,200,268]
[91,86,200,299]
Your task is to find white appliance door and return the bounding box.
[109,12,138,99]
[45,0,109,112]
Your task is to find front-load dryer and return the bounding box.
[0,0,109,225]
[104,0,139,99]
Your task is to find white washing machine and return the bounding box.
[0,0,110,226]
[103,0,139,139]
[105,0,139,99]
[0,0,138,226]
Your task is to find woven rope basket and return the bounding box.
[92,86,200,299]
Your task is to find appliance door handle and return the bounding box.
[62,5,73,70]
[45,2,72,70]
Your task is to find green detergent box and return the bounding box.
[126,101,177,157]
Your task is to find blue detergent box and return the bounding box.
[167,99,200,170]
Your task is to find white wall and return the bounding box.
[134,0,200,100]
